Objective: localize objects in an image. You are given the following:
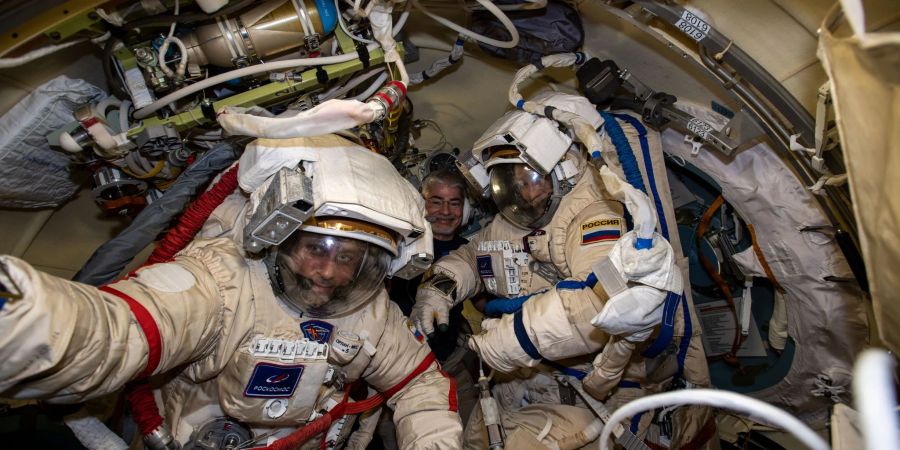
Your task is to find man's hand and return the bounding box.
[412,274,456,338]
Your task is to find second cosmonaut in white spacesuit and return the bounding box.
[412,92,683,448]
[0,136,462,449]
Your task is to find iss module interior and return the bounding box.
[0,0,898,449]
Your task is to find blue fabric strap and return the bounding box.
[514,310,587,379]
[630,413,643,434]
[641,291,681,358]
[514,310,543,361]
[618,379,642,389]
[677,292,693,378]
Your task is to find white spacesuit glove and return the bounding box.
[412,273,457,338]
[583,231,683,400]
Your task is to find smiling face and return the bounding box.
[274,231,389,317]
[282,234,366,305]
[424,182,465,241]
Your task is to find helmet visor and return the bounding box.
[489,163,554,229]
[273,231,390,317]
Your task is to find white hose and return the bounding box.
[0,39,87,69]
[598,389,830,450]
[854,349,900,450]
[411,0,519,49]
[118,100,132,134]
[353,71,388,101]
[133,45,379,119]
[158,35,189,78]
[334,0,409,44]
[320,67,385,100]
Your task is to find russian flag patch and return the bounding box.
[581,218,623,245]
[407,320,426,343]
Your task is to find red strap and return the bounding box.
[438,368,458,412]
[99,285,163,378]
[382,352,437,400]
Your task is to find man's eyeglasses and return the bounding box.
[425,198,463,211]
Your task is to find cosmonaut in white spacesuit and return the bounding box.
[0,135,462,449]
[413,91,684,448]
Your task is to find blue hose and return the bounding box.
[599,111,647,195]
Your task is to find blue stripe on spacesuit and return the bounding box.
[513,310,587,379]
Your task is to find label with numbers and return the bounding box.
[687,118,714,139]
[674,10,710,41]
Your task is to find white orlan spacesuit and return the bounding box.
[0,136,462,449]
[413,92,678,447]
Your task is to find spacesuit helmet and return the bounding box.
[238,135,434,317]
[271,217,394,318]
[467,91,601,229]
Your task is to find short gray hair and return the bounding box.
[421,169,467,199]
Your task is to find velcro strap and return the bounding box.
[356,43,370,69]
[100,285,162,378]
[316,66,329,84]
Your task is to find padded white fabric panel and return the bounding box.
[0,76,105,208]
[662,105,867,423]
[819,2,900,355]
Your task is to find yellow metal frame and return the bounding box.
[129,47,389,136]
[0,0,108,57]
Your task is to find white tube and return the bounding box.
[411,0,519,49]
[321,67,385,100]
[0,39,88,69]
[118,100,132,134]
[158,36,189,78]
[854,349,900,450]
[353,71,388,101]
[133,44,379,119]
[598,389,830,450]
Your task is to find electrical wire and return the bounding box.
[411,0,519,49]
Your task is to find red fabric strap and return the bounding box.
[99,285,163,378]
[382,352,437,400]
[438,369,458,412]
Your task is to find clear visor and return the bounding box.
[489,163,555,229]
[272,231,390,317]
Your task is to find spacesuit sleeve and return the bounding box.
[470,202,624,372]
[363,305,462,449]
[0,238,248,402]
[429,238,483,303]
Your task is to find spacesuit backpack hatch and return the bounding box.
[0,135,462,450]
[412,91,682,448]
